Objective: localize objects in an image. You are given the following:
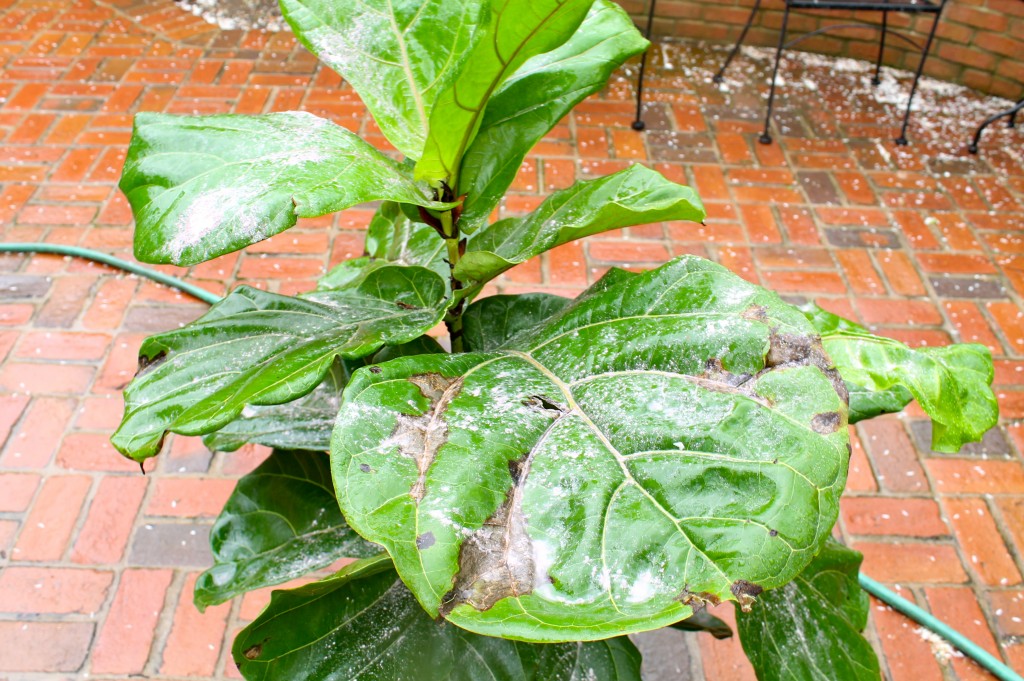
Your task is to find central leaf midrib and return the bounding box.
[508,350,732,588]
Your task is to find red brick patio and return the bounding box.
[1,0,1023,678]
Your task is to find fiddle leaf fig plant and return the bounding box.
[111,0,999,679]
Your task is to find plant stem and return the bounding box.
[440,210,465,353]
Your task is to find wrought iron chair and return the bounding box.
[630,0,949,146]
[967,94,1023,153]
[714,0,950,145]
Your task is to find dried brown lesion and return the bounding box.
[731,579,764,612]
[440,451,535,616]
[678,586,722,613]
[387,373,463,501]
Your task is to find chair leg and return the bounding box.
[632,0,658,131]
[713,0,762,83]
[873,10,888,86]
[761,4,790,145]
[968,97,1024,154]
[895,9,941,145]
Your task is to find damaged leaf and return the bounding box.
[232,554,642,681]
[333,256,850,641]
[736,540,880,681]
[120,112,455,266]
[113,265,449,462]
[195,450,379,610]
[801,303,997,452]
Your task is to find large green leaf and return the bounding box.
[112,266,449,462]
[279,0,484,159]
[120,112,453,266]
[463,293,572,352]
[333,255,850,641]
[736,540,880,681]
[415,0,594,185]
[454,166,704,289]
[458,0,649,231]
[319,202,449,292]
[233,554,643,681]
[195,450,379,610]
[801,303,997,452]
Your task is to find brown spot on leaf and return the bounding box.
[811,411,842,434]
[135,349,167,377]
[440,466,534,616]
[678,587,722,613]
[416,532,435,550]
[395,301,416,310]
[243,643,263,660]
[388,373,463,501]
[369,366,382,374]
[521,394,566,416]
[359,463,372,473]
[742,305,769,323]
[700,357,750,387]
[731,580,763,612]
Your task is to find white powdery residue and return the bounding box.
[914,626,963,663]
[279,148,329,168]
[279,110,330,128]
[240,405,259,418]
[169,186,262,261]
[532,538,558,600]
[626,569,657,603]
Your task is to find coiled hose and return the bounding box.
[2,242,1021,681]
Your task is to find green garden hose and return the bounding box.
[859,574,1022,681]
[0,243,221,305]
[2,241,1022,681]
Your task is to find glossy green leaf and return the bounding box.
[279,0,484,159]
[120,112,453,266]
[458,0,649,231]
[736,540,880,681]
[202,335,445,453]
[415,0,594,184]
[334,255,850,642]
[463,293,571,352]
[233,554,643,681]
[319,202,449,292]
[801,303,997,452]
[454,166,704,289]
[195,450,379,610]
[203,360,352,453]
[112,266,448,462]
[669,610,733,639]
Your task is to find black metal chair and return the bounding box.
[715,0,949,145]
[631,0,950,146]
[967,94,1023,153]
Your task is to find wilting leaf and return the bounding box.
[463,293,572,352]
[279,0,484,159]
[203,360,353,453]
[112,266,448,462]
[459,0,649,231]
[195,450,378,610]
[319,202,449,292]
[801,303,997,452]
[202,333,444,454]
[415,0,594,184]
[736,540,880,681]
[669,610,733,639]
[120,112,453,266]
[454,166,704,290]
[233,554,642,681]
[333,255,850,641]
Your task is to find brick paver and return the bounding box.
[0,0,1023,678]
